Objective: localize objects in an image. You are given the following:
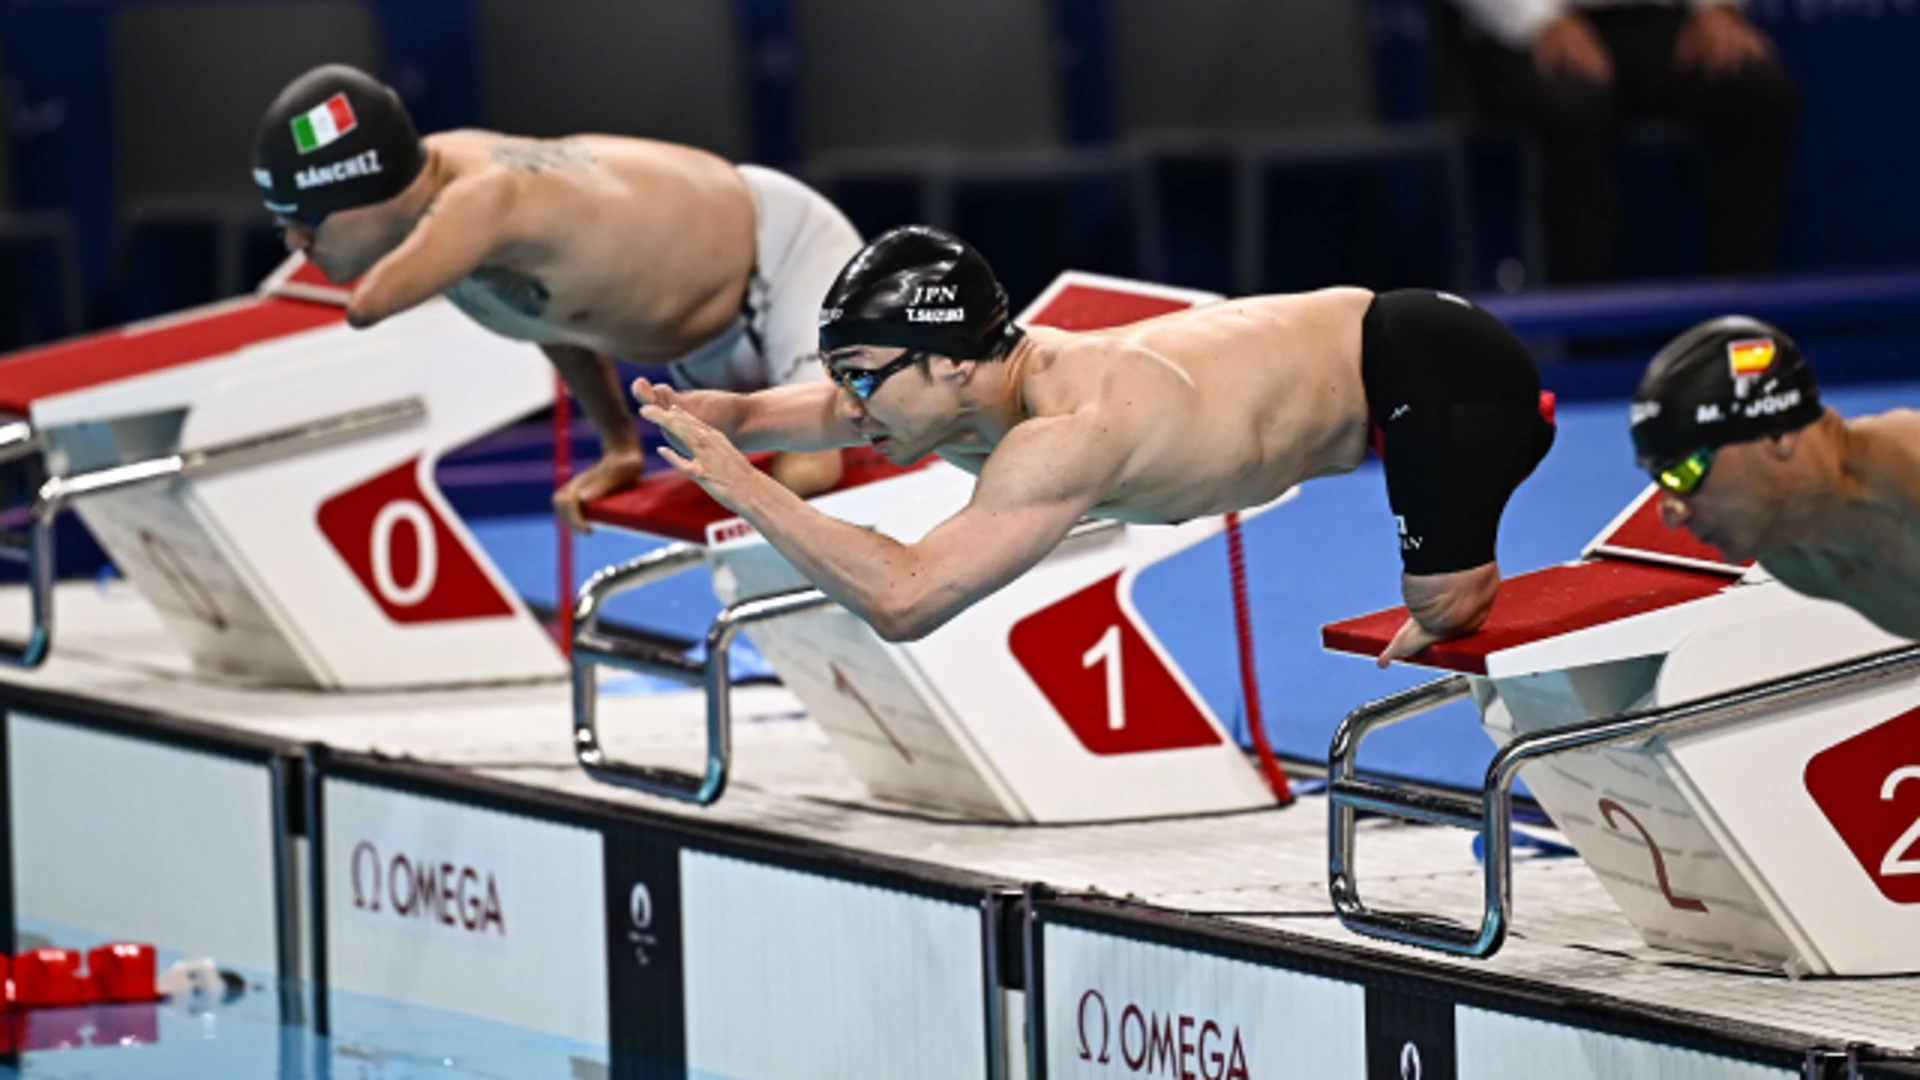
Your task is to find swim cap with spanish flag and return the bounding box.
[1629,315,1823,469]
[253,64,425,221]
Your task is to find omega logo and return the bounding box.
[1075,988,1250,1079]
[349,839,505,935]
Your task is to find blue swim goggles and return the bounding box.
[822,350,926,401]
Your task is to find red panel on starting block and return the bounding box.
[583,446,931,541]
[1321,559,1734,673]
[1023,283,1197,330]
[0,297,346,414]
[1586,487,1750,574]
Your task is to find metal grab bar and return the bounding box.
[0,422,39,466]
[1329,644,1920,958]
[0,398,424,668]
[571,542,834,802]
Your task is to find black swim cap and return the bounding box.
[1630,315,1823,468]
[818,226,1023,360]
[253,64,425,220]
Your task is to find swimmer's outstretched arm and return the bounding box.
[633,377,861,454]
[644,403,1111,641]
[346,178,518,328]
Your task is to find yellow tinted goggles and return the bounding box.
[1653,448,1714,497]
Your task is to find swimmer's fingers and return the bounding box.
[1376,616,1442,669]
[641,403,712,452]
[657,444,695,477]
[630,377,676,411]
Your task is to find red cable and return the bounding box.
[554,374,574,656]
[1225,511,1292,805]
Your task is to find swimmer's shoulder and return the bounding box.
[1849,407,1920,511]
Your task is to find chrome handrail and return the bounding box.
[571,542,833,803]
[1328,644,1920,958]
[0,398,424,668]
[0,422,39,466]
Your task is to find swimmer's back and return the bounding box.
[426,130,756,357]
[1018,288,1376,522]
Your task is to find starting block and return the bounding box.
[1322,488,1920,975]
[574,272,1283,822]
[0,256,563,687]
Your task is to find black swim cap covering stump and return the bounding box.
[253,64,425,219]
[1630,315,1823,468]
[818,225,1022,360]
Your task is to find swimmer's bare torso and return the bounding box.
[346,131,755,359]
[928,290,1377,524]
[1759,410,1920,640]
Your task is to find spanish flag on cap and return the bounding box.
[1727,337,1776,378]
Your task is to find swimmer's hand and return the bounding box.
[642,403,762,513]
[553,448,645,535]
[632,376,746,442]
[1377,566,1500,668]
[1377,617,1447,668]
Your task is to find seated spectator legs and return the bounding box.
[1467,23,1623,283]
[1610,10,1798,276]
[1462,3,1795,283]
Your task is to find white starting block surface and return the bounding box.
[3,256,562,688]
[1326,489,1920,977]
[5,579,1920,1059]
[584,272,1281,823]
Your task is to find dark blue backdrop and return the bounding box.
[3,0,1919,329]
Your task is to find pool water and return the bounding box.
[1,924,608,1080]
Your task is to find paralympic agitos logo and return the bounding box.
[1076,988,1251,1079]
[349,839,506,936]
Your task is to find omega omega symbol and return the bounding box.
[1071,986,1250,1079]
[1400,1041,1423,1080]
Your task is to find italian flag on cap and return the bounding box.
[291,92,357,154]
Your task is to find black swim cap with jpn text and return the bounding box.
[818,226,1023,360]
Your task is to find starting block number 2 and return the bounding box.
[1805,706,1920,904]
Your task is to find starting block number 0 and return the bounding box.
[317,457,514,624]
[369,500,438,607]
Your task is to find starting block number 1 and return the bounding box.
[1010,572,1222,756]
[1083,625,1126,730]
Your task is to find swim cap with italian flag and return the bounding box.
[1629,315,1823,469]
[253,64,425,221]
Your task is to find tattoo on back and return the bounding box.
[488,138,597,174]
[452,267,552,321]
